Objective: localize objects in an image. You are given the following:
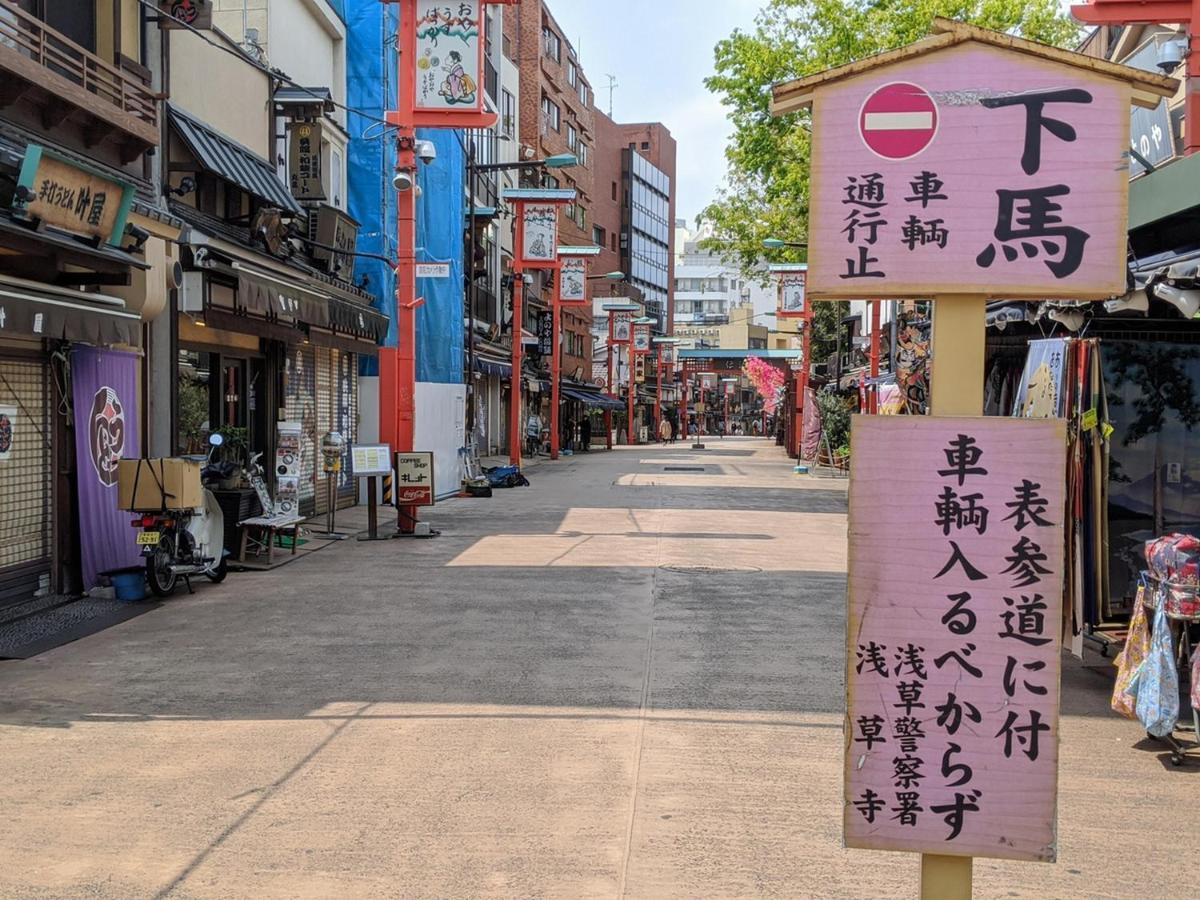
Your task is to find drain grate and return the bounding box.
[663,466,706,472]
[660,564,762,575]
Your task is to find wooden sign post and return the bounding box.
[770,18,1176,897]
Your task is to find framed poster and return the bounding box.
[633,325,651,354]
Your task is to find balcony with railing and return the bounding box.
[0,0,159,157]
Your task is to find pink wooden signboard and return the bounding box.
[846,415,1066,862]
[808,43,1130,298]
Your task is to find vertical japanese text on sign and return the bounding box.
[846,416,1066,861]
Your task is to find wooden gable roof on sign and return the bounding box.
[770,18,1177,116]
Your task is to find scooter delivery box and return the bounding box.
[118,458,203,511]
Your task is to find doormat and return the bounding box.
[0,597,161,660]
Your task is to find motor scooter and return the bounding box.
[131,433,229,596]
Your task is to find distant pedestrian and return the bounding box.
[669,418,678,443]
[658,417,671,444]
[525,411,543,457]
[580,416,592,451]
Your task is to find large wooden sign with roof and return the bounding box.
[771,19,1176,300]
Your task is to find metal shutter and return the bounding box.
[0,357,52,609]
[284,344,318,517]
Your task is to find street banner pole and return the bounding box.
[769,18,1176,897]
[606,316,614,450]
[384,0,513,528]
[510,257,524,466]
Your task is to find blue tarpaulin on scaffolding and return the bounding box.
[414,128,464,384]
[346,1,398,374]
[345,3,464,385]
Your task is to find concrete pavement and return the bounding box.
[0,439,1192,898]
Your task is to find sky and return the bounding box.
[546,1,768,228]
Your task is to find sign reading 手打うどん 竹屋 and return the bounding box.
[795,29,1175,299]
[15,146,134,247]
[846,416,1066,862]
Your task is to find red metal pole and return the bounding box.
[627,345,635,445]
[654,348,663,438]
[605,318,614,450]
[796,319,811,459]
[550,287,560,460]
[509,261,523,467]
[381,0,421,533]
[724,390,729,437]
[869,299,881,414]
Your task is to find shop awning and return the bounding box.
[234,262,330,324]
[562,387,623,411]
[0,213,149,272]
[473,355,511,377]
[0,276,140,344]
[328,296,388,342]
[169,105,302,214]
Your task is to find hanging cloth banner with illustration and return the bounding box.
[414,2,483,114]
[558,256,588,305]
[72,346,142,589]
[846,416,1066,862]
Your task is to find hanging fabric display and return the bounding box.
[1111,580,1152,720]
[1134,601,1180,738]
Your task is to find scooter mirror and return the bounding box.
[208,433,225,447]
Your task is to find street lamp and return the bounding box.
[762,237,808,250]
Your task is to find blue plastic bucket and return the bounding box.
[107,567,147,602]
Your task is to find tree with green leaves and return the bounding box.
[702,1,1080,363]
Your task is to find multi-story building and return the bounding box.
[619,123,676,334]
[0,0,177,609]
[166,6,384,520]
[673,222,772,349]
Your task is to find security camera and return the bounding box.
[1156,37,1186,74]
[414,140,437,165]
[392,169,414,192]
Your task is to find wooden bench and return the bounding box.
[237,514,304,565]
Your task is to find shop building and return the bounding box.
[0,0,181,611]
[164,25,384,520]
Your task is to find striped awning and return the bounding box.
[169,104,302,214]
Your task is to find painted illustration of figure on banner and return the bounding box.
[440,51,477,105]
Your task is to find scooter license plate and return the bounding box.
[136,531,161,546]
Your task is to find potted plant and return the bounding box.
[213,426,248,488]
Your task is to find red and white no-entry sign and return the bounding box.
[858,82,938,160]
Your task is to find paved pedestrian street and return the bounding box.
[0,441,1190,898]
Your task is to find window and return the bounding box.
[543,26,561,62]
[611,233,617,252]
[501,89,516,138]
[541,95,560,132]
[593,225,606,247]
[574,205,586,229]
[567,61,577,87]
[578,143,589,167]
[567,123,577,151]
[579,82,589,107]
[641,141,650,150]
[611,181,618,201]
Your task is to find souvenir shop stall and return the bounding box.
[985,313,1200,760]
